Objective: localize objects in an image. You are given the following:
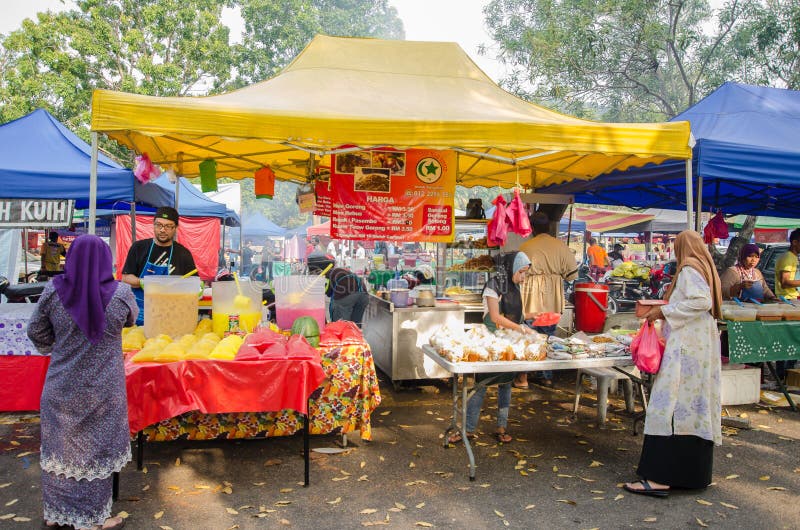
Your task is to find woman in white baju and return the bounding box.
[624,230,722,497]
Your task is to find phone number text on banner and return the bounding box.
[329,149,455,243]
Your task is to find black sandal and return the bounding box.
[623,479,669,497]
[493,430,512,443]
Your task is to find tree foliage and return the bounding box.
[483,0,759,121]
[0,0,233,137]
[234,0,405,84]
[725,0,800,89]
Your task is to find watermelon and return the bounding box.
[291,316,320,348]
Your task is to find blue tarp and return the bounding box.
[539,83,800,218]
[88,174,240,226]
[0,109,134,206]
[242,212,287,239]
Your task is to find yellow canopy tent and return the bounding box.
[88,35,695,230]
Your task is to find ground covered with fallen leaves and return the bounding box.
[1,373,798,529]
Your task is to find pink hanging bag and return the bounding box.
[630,320,666,374]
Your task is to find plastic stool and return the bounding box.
[573,367,636,425]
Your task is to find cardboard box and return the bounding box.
[721,364,760,406]
[786,369,800,388]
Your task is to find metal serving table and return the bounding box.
[422,345,635,480]
[363,295,466,386]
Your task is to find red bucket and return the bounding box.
[574,283,609,333]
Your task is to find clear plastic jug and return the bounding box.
[142,276,201,338]
[211,280,263,337]
[273,275,326,331]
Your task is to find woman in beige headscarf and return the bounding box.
[624,230,722,497]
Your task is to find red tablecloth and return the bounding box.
[0,355,50,411]
[125,355,326,433]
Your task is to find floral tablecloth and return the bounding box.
[140,322,382,442]
[0,304,39,356]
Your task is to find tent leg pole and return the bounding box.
[695,174,703,233]
[130,202,136,242]
[89,132,99,235]
[685,160,694,231]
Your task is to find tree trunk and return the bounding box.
[710,216,757,272]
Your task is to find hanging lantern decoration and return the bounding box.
[254,165,275,199]
[199,159,217,192]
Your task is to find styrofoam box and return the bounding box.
[721,364,761,406]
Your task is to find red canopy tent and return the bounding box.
[307,221,331,237]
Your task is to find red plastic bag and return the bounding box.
[486,194,508,247]
[532,312,561,327]
[506,188,532,238]
[630,320,665,374]
[703,211,729,244]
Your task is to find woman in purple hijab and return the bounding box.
[27,235,137,530]
[719,243,775,302]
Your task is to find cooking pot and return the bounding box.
[415,289,436,307]
[390,288,410,307]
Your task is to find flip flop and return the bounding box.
[447,432,477,444]
[623,479,669,498]
[493,431,513,443]
[512,382,529,390]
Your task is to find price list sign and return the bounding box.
[329,148,455,243]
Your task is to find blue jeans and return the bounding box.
[466,374,512,432]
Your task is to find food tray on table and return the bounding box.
[446,293,483,303]
[422,345,632,373]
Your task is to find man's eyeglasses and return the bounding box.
[154,222,176,231]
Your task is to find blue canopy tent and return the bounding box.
[242,212,287,240]
[538,83,800,221]
[0,109,134,207]
[84,174,240,226]
[284,221,312,238]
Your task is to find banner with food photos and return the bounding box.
[329,148,456,243]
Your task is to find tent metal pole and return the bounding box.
[89,132,99,235]
[566,205,574,245]
[695,174,703,232]
[130,202,136,241]
[222,220,227,270]
[23,228,29,280]
[684,160,694,231]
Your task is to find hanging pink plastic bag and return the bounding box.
[486,194,508,247]
[703,211,728,244]
[630,320,665,374]
[506,188,532,238]
[133,152,161,184]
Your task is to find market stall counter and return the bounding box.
[422,324,637,480]
[363,293,465,386]
[127,321,382,485]
[0,304,50,412]
[725,319,800,411]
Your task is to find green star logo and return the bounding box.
[416,157,443,183]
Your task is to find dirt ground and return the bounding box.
[1,371,798,529]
